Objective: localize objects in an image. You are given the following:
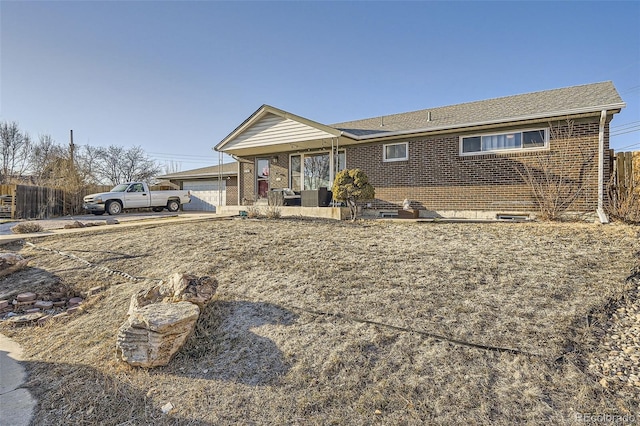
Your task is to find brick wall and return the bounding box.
[346,116,608,213]
[240,161,255,205]
[233,116,610,213]
[226,176,238,206]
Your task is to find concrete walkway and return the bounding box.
[0,334,35,426]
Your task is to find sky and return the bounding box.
[1,1,639,172]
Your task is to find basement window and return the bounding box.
[460,128,548,155]
[383,142,409,162]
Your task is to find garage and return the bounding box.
[182,180,226,211]
[158,162,237,212]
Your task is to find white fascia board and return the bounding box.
[163,171,237,179]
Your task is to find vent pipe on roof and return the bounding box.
[427,111,432,122]
[380,116,384,127]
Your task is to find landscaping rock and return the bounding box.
[7,312,44,326]
[0,253,29,278]
[16,292,36,302]
[116,301,200,367]
[129,273,218,313]
[63,220,86,229]
[117,274,218,368]
[34,300,53,309]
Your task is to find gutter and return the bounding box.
[597,110,609,224]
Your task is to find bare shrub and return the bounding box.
[606,178,640,224]
[517,120,592,221]
[11,222,44,234]
[245,206,262,219]
[264,206,281,219]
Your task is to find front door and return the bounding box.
[256,158,270,199]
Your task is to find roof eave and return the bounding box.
[163,172,236,180]
[342,103,626,141]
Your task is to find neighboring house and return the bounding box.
[214,81,625,219]
[159,162,238,211]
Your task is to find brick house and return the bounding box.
[214,81,625,220]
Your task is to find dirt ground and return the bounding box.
[1,217,639,425]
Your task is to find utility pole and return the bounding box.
[69,129,75,169]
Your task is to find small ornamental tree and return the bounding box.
[332,168,375,221]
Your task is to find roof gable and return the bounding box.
[216,105,343,153]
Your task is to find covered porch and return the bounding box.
[214,105,360,208]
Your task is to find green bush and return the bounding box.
[332,169,375,221]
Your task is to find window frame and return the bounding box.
[289,149,346,191]
[459,128,549,156]
[383,142,409,162]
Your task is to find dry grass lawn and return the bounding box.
[1,217,639,425]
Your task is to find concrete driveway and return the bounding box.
[0,211,220,238]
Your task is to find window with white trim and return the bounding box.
[383,142,408,162]
[460,128,548,155]
[289,150,346,191]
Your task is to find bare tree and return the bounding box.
[29,134,66,185]
[162,160,182,175]
[0,121,32,183]
[94,145,161,185]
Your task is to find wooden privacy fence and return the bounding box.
[611,151,640,190]
[0,185,65,220]
[0,183,181,220]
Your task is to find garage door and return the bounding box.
[182,180,226,211]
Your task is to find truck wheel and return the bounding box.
[106,201,123,215]
[92,211,105,216]
[152,206,164,212]
[167,200,180,212]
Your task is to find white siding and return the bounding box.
[228,113,334,150]
[183,180,225,211]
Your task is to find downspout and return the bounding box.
[597,109,609,224]
[218,150,222,210]
[237,159,241,206]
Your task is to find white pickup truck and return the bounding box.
[83,182,191,215]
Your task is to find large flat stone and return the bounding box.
[117,302,200,368]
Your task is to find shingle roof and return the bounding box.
[331,81,624,137]
[159,162,237,180]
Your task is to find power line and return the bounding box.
[148,151,215,159]
[611,126,640,137]
[612,141,640,151]
[611,120,640,129]
[621,85,640,95]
